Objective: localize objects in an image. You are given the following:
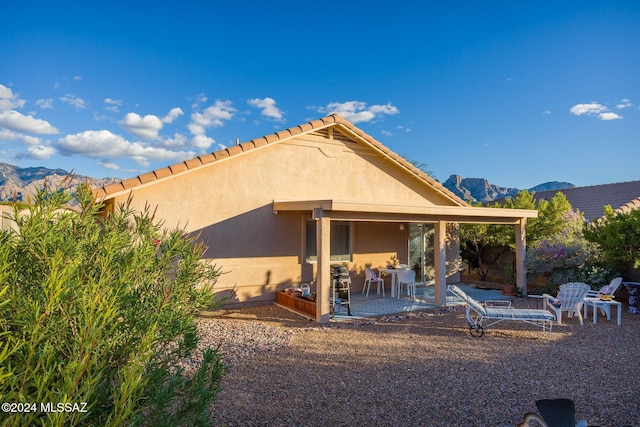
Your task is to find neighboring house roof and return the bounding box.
[533,180,640,221]
[94,113,467,206]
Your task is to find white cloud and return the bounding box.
[0,110,59,134]
[542,110,551,115]
[0,129,45,145]
[599,112,622,120]
[161,133,188,148]
[162,107,184,123]
[570,101,623,121]
[186,100,235,150]
[0,84,26,111]
[104,98,123,113]
[616,98,633,109]
[190,100,235,129]
[99,160,120,170]
[36,98,53,109]
[57,129,195,167]
[570,102,607,116]
[73,75,82,81]
[121,112,163,139]
[190,93,208,109]
[191,134,215,150]
[381,130,393,136]
[248,97,283,120]
[25,145,56,159]
[59,94,87,110]
[396,125,411,133]
[317,101,399,123]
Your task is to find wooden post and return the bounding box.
[434,220,447,307]
[315,212,331,323]
[515,218,527,296]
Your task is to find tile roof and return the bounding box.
[533,180,640,221]
[93,113,467,206]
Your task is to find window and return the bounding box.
[306,220,352,262]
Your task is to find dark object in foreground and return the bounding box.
[518,398,598,427]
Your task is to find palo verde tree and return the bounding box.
[0,182,225,427]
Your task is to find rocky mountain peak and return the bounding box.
[443,174,575,203]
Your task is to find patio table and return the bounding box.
[378,267,411,297]
[583,297,622,325]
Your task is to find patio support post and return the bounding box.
[434,220,447,307]
[315,211,331,323]
[515,218,527,296]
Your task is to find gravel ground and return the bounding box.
[193,299,639,427]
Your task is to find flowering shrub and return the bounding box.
[526,209,617,290]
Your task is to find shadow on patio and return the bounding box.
[332,283,511,320]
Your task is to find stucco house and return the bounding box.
[94,114,537,322]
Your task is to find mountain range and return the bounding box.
[0,163,119,202]
[442,174,576,203]
[0,163,575,204]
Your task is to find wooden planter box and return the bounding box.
[275,290,316,318]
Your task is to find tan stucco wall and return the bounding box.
[105,131,460,304]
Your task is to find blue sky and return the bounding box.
[1,1,639,189]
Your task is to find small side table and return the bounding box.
[527,294,546,309]
[583,297,622,325]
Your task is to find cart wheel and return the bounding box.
[469,325,485,337]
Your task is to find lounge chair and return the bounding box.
[447,285,555,339]
[542,282,590,325]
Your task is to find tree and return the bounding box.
[527,200,615,290]
[402,156,435,179]
[460,201,513,281]
[460,191,589,283]
[0,182,225,426]
[584,205,640,270]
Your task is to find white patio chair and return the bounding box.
[584,277,622,318]
[396,269,416,299]
[363,268,385,297]
[543,282,590,325]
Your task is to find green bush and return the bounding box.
[584,205,640,270]
[0,183,225,426]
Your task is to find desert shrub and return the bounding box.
[584,205,640,270]
[526,210,617,291]
[0,183,225,426]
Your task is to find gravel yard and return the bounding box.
[195,299,639,427]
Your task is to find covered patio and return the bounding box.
[273,199,538,323]
[329,283,511,320]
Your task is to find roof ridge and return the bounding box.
[94,113,467,206]
[541,179,640,194]
[614,196,640,215]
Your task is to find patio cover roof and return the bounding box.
[275,199,537,323]
[273,199,538,224]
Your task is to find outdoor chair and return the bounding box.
[396,269,416,299]
[363,267,385,297]
[584,277,622,317]
[447,285,555,339]
[518,398,591,427]
[542,282,590,325]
